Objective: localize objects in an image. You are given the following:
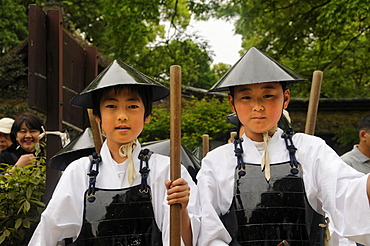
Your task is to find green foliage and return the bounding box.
[0,0,28,56]
[333,126,358,147]
[213,0,370,98]
[0,145,46,245]
[136,38,216,89]
[0,54,28,99]
[212,62,232,82]
[140,96,233,150]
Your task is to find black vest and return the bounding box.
[68,149,162,245]
[221,131,326,246]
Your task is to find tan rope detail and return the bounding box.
[118,140,137,185]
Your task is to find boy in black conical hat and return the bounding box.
[196,47,370,245]
[30,60,200,246]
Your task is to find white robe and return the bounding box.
[29,140,200,246]
[196,128,370,246]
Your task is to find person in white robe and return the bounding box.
[29,60,200,246]
[29,140,200,246]
[196,47,370,246]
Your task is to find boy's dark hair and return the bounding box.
[92,85,153,120]
[10,112,44,144]
[358,114,370,132]
[228,81,287,97]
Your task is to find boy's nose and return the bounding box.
[118,111,128,121]
[252,101,264,111]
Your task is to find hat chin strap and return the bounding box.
[118,140,137,185]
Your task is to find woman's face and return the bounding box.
[16,122,41,152]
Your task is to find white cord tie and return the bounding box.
[38,126,71,147]
[118,140,137,185]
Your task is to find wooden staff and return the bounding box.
[87,108,103,154]
[202,134,209,157]
[170,65,182,246]
[305,71,323,135]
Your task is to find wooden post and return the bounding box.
[202,134,209,157]
[85,47,103,154]
[230,131,237,141]
[170,65,182,246]
[87,109,103,154]
[305,71,323,135]
[44,9,63,205]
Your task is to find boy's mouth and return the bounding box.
[116,125,130,130]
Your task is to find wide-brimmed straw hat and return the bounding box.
[71,60,169,108]
[209,47,306,92]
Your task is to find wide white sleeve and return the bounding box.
[297,136,370,245]
[150,156,201,246]
[28,157,89,246]
[196,153,232,246]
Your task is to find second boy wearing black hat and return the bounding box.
[196,47,370,245]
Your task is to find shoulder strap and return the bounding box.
[281,128,300,175]
[86,152,102,203]
[138,148,152,198]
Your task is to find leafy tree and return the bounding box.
[212,62,232,82]
[140,96,234,151]
[198,0,370,98]
[135,37,217,89]
[0,0,221,89]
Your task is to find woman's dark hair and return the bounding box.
[10,112,44,144]
[92,85,153,120]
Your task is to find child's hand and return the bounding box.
[165,178,190,209]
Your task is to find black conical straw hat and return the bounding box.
[49,128,97,170]
[71,60,169,108]
[209,47,306,92]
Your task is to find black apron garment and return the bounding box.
[221,133,325,246]
[68,150,162,246]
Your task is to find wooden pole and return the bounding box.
[305,71,323,135]
[202,134,209,158]
[230,131,237,141]
[87,109,103,154]
[170,65,182,246]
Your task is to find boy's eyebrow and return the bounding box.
[236,87,252,92]
[102,96,141,102]
[261,85,278,89]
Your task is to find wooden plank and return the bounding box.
[44,9,64,204]
[28,4,47,114]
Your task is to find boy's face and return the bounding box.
[228,82,290,141]
[96,88,150,151]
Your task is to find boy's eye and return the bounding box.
[105,104,116,108]
[264,94,274,98]
[241,96,251,100]
[128,105,139,109]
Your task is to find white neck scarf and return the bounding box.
[118,140,137,185]
[261,127,277,182]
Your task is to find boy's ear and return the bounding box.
[95,116,101,124]
[144,115,151,124]
[283,89,291,109]
[228,94,236,112]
